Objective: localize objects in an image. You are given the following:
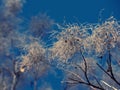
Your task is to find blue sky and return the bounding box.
[22,0,120,23]
[0,0,119,90]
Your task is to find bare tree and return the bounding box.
[51,16,120,90]
[1,0,120,90]
[0,0,26,90]
[19,41,48,90]
[29,13,54,38]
